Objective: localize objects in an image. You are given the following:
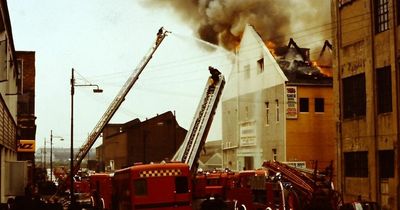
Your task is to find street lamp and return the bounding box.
[70,68,103,209]
[50,130,64,182]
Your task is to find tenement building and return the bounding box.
[332,0,400,209]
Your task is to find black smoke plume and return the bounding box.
[141,0,330,51]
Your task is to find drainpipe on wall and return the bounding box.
[369,0,378,202]
[235,46,240,171]
[283,82,287,163]
[334,0,344,195]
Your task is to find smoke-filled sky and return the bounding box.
[141,0,331,52]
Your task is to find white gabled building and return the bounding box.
[222,24,288,170]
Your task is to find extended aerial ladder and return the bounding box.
[72,27,169,175]
[263,161,316,201]
[173,66,225,174]
[262,160,341,210]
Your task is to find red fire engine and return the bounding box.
[193,170,237,200]
[112,162,192,210]
[193,161,342,210]
[89,173,113,210]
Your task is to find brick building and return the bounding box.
[332,0,400,208]
[279,39,335,169]
[96,111,186,171]
[16,51,36,179]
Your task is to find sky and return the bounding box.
[8,0,234,150]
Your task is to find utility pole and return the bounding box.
[50,130,63,182]
[50,130,53,182]
[44,138,46,169]
[70,68,75,209]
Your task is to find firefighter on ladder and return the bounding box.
[156,27,164,45]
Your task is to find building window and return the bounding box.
[374,0,389,33]
[397,0,400,25]
[17,59,23,93]
[343,74,366,119]
[379,150,394,178]
[377,66,392,113]
[244,64,250,79]
[299,98,309,112]
[175,176,189,193]
[344,151,368,177]
[315,98,324,113]
[265,102,269,125]
[272,149,277,161]
[275,100,279,122]
[257,58,264,74]
[245,106,249,119]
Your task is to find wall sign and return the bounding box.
[18,140,35,152]
[240,121,256,146]
[286,86,298,119]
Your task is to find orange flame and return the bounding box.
[225,32,242,51]
[312,61,332,77]
[265,41,277,57]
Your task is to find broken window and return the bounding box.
[257,58,264,74]
[374,0,389,33]
[376,66,392,114]
[344,151,368,177]
[343,74,366,119]
[299,98,309,112]
[379,150,394,178]
[315,98,324,113]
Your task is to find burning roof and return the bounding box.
[270,38,333,85]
